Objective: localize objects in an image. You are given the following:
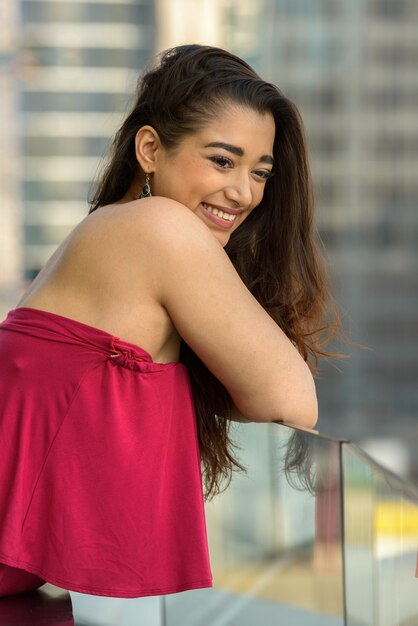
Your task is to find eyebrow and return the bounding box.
[204,142,274,165]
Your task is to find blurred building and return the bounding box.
[0,1,22,310]
[155,0,223,50]
[18,0,156,282]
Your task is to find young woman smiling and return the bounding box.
[0,45,339,598]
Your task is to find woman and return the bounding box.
[0,45,338,598]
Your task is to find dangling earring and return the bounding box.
[139,172,152,198]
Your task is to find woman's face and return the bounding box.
[152,104,275,246]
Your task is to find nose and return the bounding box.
[224,170,253,208]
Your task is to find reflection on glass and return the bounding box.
[164,422,345,626]
[343,444,418,626]
[343,444,375,626]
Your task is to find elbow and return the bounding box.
[280,363,318,429]
[280,373,318,430]
[284,394,318,430]
[232,370,318,430]
[265,392,318,430]
[237,398,318,430]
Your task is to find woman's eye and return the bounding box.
[254,170,274,181]
[210,156,233,169]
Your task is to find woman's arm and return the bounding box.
[228,404,252,423]
[135,199,318,429]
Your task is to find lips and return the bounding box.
[200,202,240,229]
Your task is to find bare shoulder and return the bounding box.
[63,195,230,291]
[84,197,214,244]
[76,197,228,274]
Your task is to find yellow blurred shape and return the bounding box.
[375,501,418,535]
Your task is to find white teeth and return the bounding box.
[203,203,236,222]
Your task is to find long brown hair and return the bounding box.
[89,45,341,499]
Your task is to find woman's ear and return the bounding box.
[134,125,161,173]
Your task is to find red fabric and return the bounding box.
[0,307,212,597]
[0,562,45,596]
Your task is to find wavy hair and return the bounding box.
[89,45,341,499]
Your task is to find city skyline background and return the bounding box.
[1,0,418,481]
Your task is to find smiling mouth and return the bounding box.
[201,202,238,223]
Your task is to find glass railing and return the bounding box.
[164,422,418,626]
[343,443,418,626]
[165,423,346,626]
[1,422,417,626]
